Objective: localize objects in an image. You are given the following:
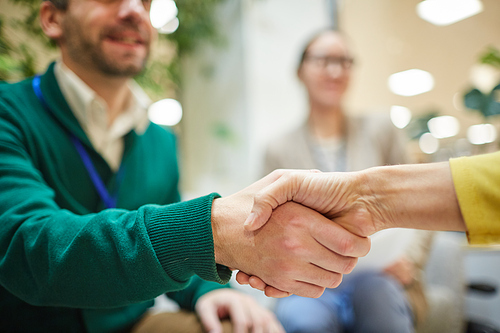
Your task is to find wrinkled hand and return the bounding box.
[195,289,284,333]
[383,256,415,286]
[212,170,371,298]
[244,170,387,237]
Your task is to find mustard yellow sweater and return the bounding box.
[450,151,500,244]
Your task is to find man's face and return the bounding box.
[58,0,155,77]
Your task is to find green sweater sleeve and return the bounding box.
[0,107,232,309]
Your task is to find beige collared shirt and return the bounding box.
[54,61,151,171]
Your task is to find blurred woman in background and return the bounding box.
[264,30,434,333]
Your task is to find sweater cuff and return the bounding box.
[146,193,232,284]
[450,153,500,245]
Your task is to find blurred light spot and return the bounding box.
[416,0,483,26]
[148,99,183,126]
[150,0,178,29]
[427,115,460,139]
[467,123,497,145]
[158,17,180,34]
[388,69,434,96]
[390,106,412,129]
[419,132,439,154]
[470,64,500,94]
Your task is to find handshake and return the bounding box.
[211,161,465,298]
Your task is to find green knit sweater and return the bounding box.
[0,63,232,332]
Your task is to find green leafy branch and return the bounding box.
[479,45,500,69]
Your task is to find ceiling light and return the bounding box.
[416,0,483,26]
[388,69,434,97]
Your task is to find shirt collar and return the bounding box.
[54,60,150,136]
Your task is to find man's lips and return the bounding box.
[106,35,146,46]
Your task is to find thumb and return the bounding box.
[244,172,303,231]
[243,203,273,231]
[197,303,222,333]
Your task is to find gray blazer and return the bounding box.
[263,113,409,174]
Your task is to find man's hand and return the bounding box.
[195,289,284,333]
[212,170,371,298]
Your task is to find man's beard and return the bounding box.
[62,18,150,77]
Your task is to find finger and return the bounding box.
[227,300,251,333]
[308,246,359,276]
[245,303,264,333]
[244,169,301,195]
[285,262,344,289]
[236,271,251,285]
[269,316,286,333]
[197,302,223,333]
[278,280,326,298]
[244,172,310,231]
[311,219,371,257]
[263,286,292,298]
[248,276,267,291]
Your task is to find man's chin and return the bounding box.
[96,58,148,77]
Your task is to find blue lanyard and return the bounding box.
[32,75,123,209]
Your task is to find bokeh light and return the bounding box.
[388,69,434,96]
[148,99,183,126]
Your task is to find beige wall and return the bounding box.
[340,0,500,160]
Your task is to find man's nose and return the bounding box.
[118,0,148,23]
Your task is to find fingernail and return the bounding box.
[243,213,255,227]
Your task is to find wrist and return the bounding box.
[356,166,397,232]
[211,197,230,267]
[211,196,254,269]
[360,162,463,231]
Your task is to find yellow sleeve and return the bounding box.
[449,151,500,245]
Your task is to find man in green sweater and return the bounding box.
[0,0,371,331]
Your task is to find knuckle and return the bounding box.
[330,274,343,288]
[309,287,325,298]
[337,236,355,256]
[281,237,302,254]
[342,257,358,274]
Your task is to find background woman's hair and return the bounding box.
[297,29,352,72]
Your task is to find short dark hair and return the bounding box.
[47,0,69,10]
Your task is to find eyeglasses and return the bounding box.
[304,55,354,70]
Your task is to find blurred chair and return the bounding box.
[466,282,499,333]
[418,232,466,333]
